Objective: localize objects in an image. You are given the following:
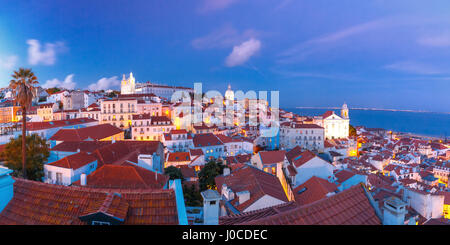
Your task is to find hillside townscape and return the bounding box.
[0,73,448,225]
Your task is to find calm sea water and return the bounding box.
[286,108,450,138]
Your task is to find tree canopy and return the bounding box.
[349,124,357,137]
[46,87,61,95]
[198,160,224,191]
[164,166,184,180]
[1,134,49,181]
[183,184,203,207]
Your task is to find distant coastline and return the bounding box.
[289,107,450,139]
[295,107,450,115]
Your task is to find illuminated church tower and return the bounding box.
[121,72,136,95]
[341,102,349,119]
[225,84,234,103]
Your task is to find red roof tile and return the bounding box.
[0,178,178,225]
[73,163,168,189]
[294,176,338,205]
[47,152,97,169]
[50,124,123,141]
[215,166,289,212]
[193,133,223,147]
[225,184,381,225]
[220,202,299,225]
[51,141,112,153]
[322,111,335,119]
[291,150,317,168]
[26,118,97,131]
[258,150,286,165]
[167,152,191,162]
[335,169,357,184]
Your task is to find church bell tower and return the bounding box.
[341,102,349,119]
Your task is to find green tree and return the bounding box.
[9,68,38,179]
[349,124,357,137]
[183,184,203,207]
[164,166,184,180]
[46,87,61,94]
[198,160,224,191]
[1,134,50,181]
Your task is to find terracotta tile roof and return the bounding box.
[74,162,168,189]
[286,146,303,163]
[215,166,288,212]
[38,103,55,108]
[334,169,357,184]
[228,184,381,225]
[87,103,99,108]
[0,178,178,225]
[91,141,162,166]
[51,141,112,153]
[258,150,286,165]
[170,129,188,135]
[50,124,123,141]
[287,165,297,176]
[189,148,204,156]
[26,118,97,131]
[292,123,323,129]
[322,110,335,119]
[215,134,235,143]
[220,202,299,225]
[193,123,218,130]
[193,133,223,147]
[80,193,129,222]
[47,152,97,169]
[291,150,317,168]
[294,176,338,205]
[167,152,190,162]
[226,154,252,164]
[367,173,396,191]
[179,165,196,179]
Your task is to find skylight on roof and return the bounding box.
[297,187,307,194]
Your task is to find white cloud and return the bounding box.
[42,74,76,90]
[198,0,239,13]
[27,39,66,66]
[88,76,120,91]
[225,38,261,67]
[192,25,259,50]
[278,18,391,63]
[0,55,18,69]
[418,34,450,47]
[384,61,444,75]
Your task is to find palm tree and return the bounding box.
[9,68,38,179]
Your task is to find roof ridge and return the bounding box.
[130,165,149,188]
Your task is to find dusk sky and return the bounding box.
[1,0,449,112]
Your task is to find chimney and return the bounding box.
[0,167,15,213]
[80,173,87,186]
[223,168,230,176]
[201,189,221,225]
[383,196,406,225]
[236,191,250,204]
[221,184,234,201]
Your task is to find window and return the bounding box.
[47,171,52,180]
[210,201,216,205]
[92,221,111,225]
[56,172,62,184]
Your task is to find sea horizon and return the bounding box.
[286,107,450,139]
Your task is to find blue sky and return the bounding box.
[0,0,449,112]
